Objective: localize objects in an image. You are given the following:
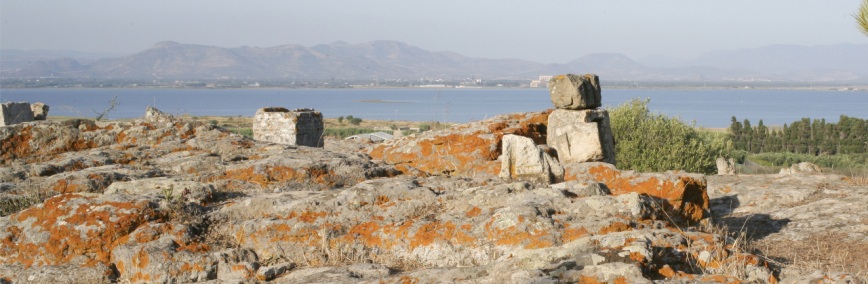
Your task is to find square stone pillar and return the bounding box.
[253,107,324,147]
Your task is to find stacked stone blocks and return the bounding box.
[253,107,324,147]
[546,74,615,164]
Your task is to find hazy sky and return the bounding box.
[2,0,866,63]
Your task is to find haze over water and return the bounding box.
[3,88,866,128]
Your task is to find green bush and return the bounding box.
[608,98,731,174]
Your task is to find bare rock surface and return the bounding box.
[707,173,868,282]
[4,107,857,283]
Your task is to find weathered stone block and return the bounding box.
[498,134,564,183]
[547,109,615,164]
[31,102,49,120]
[1,102,35,126]
[253,107,324,147]
[548,74,601,110]
[716,157,735,175]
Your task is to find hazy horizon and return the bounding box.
[3,0,867,64]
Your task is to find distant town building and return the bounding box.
[530,75,553,88]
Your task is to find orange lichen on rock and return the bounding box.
[213,164,338,189]
[368,111,551,178]
[567,163,710,224]
[597,221,632,235]
[3,194,164,268]
[562,226,590,243]
[465,207,482,218]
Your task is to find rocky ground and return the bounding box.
[0,108,864,283]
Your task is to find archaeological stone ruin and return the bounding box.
[1,101,49,126]
[546,74,615,164]
[253,107,324,147]
[498,73,615,183]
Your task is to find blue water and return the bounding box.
[1,88,866,128]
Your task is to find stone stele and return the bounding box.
[253,107,324,147]
[548,74,601,110]
[547,109,615,164]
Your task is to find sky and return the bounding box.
[2,0,866,63]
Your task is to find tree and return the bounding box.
[857,0,868,36]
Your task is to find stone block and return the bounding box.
[547,109,615,164]
[499,134,564,183]
[1,102,35,126]
[548,74,601,110]
[31,102,49,120]
[716,157,735,175]
[253,107,324,147]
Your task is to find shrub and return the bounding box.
[608,98,731,174]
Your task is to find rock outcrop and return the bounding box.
[5,105,857,282]
[253,107,324,147]
[368,111,550,178]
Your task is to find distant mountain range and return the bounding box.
[2,41,867,82]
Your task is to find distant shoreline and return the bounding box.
[3,85,868,92]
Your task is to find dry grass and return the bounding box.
[750,232,868,278]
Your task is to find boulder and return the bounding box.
[563,162,710,225]
[253,107,324,147]
[144,105,175,124]
[368,111,550,178]
[498,134,563,183]
[548,74,601,110]
[1,102,35,126]
[716,157,736,175]
[546,109,615,164]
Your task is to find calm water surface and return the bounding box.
[1,88,866,128]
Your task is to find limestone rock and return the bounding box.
[546,109,615,164]
[779,162,822,175]
[105,177,215,204]
[716,157,736,175]
[368,111,550,178]
[253,107,324,147]
[0,193,166,267]
[564,162,710,225]
[30,102,49,121]
[548,74,601,110]
[498,134,563,183]
[144,105,175,124]
[1,102,35,126]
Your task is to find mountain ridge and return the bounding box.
[2,41,866,82]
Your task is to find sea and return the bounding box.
[1,88,866,128]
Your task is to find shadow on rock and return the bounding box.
[718,213,790,241]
